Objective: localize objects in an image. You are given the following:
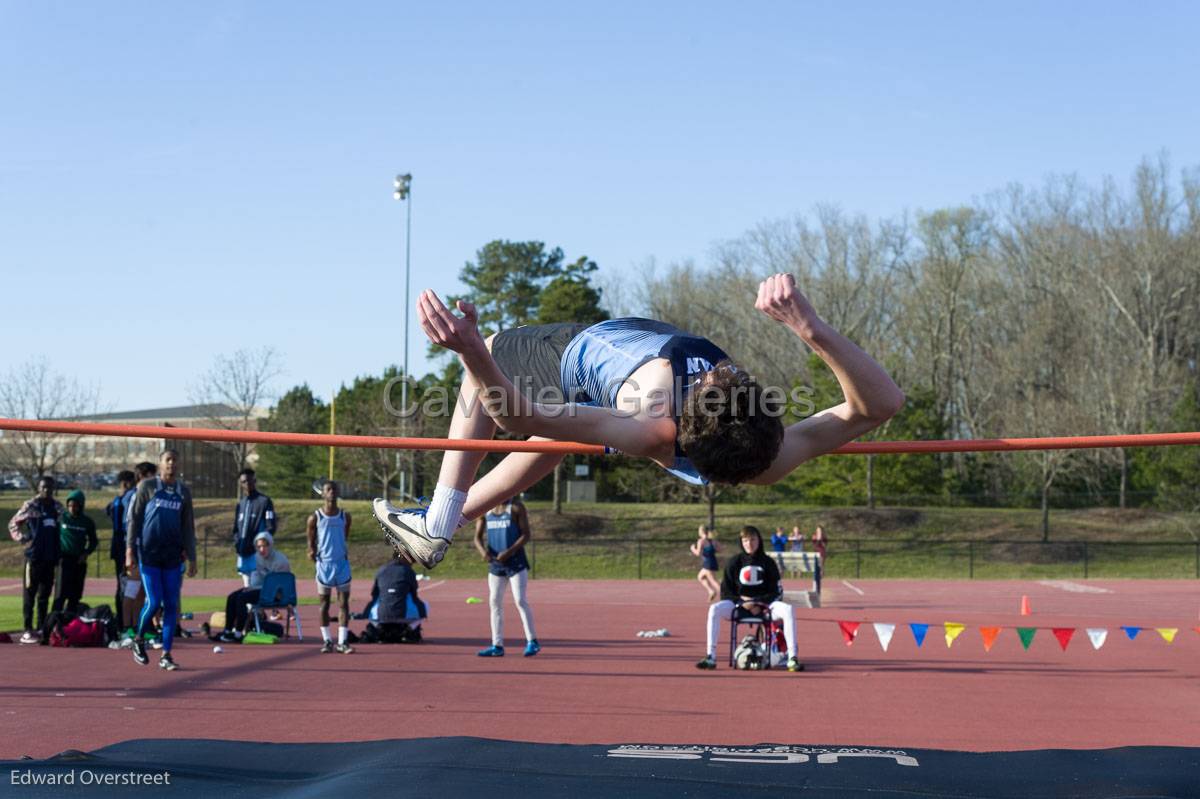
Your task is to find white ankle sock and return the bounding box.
[321,626,331,643]
[338,626,348,645]
[427,484,468,540]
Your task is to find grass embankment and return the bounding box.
[2,494,1197,588]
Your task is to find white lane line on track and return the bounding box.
[1037,580,1112,594]
[420,580,446,590]
[841,580,865,595]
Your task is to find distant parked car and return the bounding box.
[1,473,29,490]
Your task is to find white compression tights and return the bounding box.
[706,599,797,659]
[488,569,537,646]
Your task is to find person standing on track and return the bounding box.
[307,479,354,654]
[689,525,721,602]
[52,489,97,614]
[811,524,828,595]
[9,476,63,644]
[231,468,276,587]
[127,449,196,671]
[105,470,137,628]
[473,496,539,657]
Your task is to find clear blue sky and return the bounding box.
[3,2,1198,411]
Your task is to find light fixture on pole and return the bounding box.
[393,173,413,501]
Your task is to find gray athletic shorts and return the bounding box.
[490,323,588,404]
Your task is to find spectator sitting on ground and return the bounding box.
[52,489,98,615]
[359,554,427,643]
[218,532,291,642]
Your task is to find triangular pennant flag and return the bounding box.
[944,623,965,648]
[979,626,1001,652]
[1156,628,1178,644]
[1016,627,1037,650]
[1051,627,1075,651]
[1121,626,1141,640]
[873,623,895,652]
[838,621,861,646]
[909,623,929,648]
[1086,628,1108,650]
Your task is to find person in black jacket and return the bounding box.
[361,555,427,643]
[231,468,276,587]
[8,476,63,644]
[105,470,137,628]
[695,525,800,672]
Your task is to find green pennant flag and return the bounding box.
[1017,627,1037,650]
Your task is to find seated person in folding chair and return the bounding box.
[218,532,291,643]
[360,554,428,643]
[696,525,801,672]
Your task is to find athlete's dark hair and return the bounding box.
[159,448,179,461]
[321,479,337,491]
[135,461,157,478]
[36,475,55,489]
[239,468,256,479]
[677,361,784,485]
[117,470,136,485]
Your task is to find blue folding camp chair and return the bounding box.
[252,572,303,640]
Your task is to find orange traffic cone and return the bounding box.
[1020,595,1031,616]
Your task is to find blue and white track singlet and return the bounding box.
[315,509,348,562]
[558,318,728,484]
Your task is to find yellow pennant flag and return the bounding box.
[944,622,966,648]
[1156,628,1178,644]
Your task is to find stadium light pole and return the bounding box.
[393,173,413,501]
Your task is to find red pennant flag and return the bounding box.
[838,621,861,646]
[979,626,1001,652]
[1052,627,1075,651]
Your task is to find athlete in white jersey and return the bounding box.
[306,480,354,654]
[375,274,905,572]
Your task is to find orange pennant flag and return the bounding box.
[979,626,1001,652]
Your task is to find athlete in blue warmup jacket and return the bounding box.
[126,449,196,671]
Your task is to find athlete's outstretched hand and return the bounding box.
[418,289,485,354]
[755,273,820,334]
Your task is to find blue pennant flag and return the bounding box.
[909,623,929,647]
[1121,626,1141,640]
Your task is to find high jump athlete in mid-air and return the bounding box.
[373,273,904,568]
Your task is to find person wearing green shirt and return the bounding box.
[52,489,98,615]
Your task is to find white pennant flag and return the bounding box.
[1086,628,1108,650]
[874,623,896,652]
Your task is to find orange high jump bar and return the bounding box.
[1,418,1199,455]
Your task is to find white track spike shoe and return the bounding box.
[373,499,450,569]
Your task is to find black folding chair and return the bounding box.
[728,602,778,670]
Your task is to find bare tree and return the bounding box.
[188,347,282,478]
[0,358,101,485]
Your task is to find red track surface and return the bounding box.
[1,577,1197,758]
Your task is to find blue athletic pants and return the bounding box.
[137,564,182,652]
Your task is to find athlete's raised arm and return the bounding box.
[747,274,904,485]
